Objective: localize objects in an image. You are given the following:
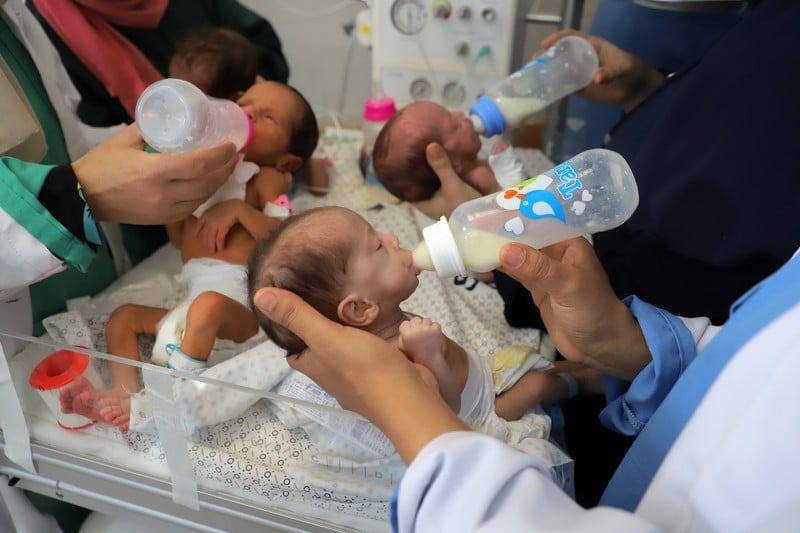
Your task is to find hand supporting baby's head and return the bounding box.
[373,101,483,203]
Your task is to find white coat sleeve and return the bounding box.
[396,432,655,532]
[0,209,66,302]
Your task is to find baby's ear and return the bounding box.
[276,154,303,174]
[337,293,379,327]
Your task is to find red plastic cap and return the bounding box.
[364,97,397,122]
[30,350,90,391]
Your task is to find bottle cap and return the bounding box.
[422,217,466,278]
[364,97,397,122]
[469,96,506,137]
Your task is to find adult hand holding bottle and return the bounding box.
[73,124,239,224]
[498,238,650,381]
[539,30,665,113]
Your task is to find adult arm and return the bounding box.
[498,238,651,380]
[0,125,238,297]
[398,431,654,532]
[599,301,721,435]
[1,157,95,299]
[253,287,654,531]
[497,239,723,435]
[540,30,665,114]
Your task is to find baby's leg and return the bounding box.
[105,304,167,393]
[62,304,165,416]
[398,317,461,413]
[179,291,260,360]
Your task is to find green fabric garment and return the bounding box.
[27,0,290,127]
[0,18,116,335]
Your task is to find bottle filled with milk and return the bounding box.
[469,36,598,138]
[412,149,638,277]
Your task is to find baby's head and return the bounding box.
[373,101,482,202]
[248,206,419,353]
[236,81,319,172]
[169,27,257,100]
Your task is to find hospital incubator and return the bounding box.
[135,78,253,154]
[469,36,598,137]
[413,148,638,277]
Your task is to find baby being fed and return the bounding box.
[247,206,581,430]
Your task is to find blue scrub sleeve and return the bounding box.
[599,296,698,436]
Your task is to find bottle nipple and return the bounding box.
[412,242,435,272]
[469,114,485,135]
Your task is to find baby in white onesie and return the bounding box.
[248,206,581,428]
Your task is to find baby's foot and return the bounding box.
[398,316,444,368]
[59,375,94,415]
[96,393,133,432]
[72,386,131,432]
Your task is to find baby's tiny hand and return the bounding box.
[195,200,241,253]
[398,316,443,367]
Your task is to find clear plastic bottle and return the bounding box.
[412,149,638,277]
[135,78,253,154]
[469,36,598,137]
[361,91,396,186]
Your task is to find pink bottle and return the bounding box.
[362,93,396,186]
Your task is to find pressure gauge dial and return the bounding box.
[442,81,466,107]
[410,78,433,100]
[391,0,427,35]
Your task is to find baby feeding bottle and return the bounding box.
[135,78,253,154]
[413,149,638,277]
[361,86,397,186]
[469,36,598,137]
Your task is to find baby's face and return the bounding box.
[402,101,482,172]
[237,82,300,166]
[336,210,420,308]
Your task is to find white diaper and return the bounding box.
[458,348,555,445]
[151,258,249,365]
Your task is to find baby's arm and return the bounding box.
[398,317,462,414]
[251,166,292,208]
[195,167,289,252]
[194,199,281,253]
